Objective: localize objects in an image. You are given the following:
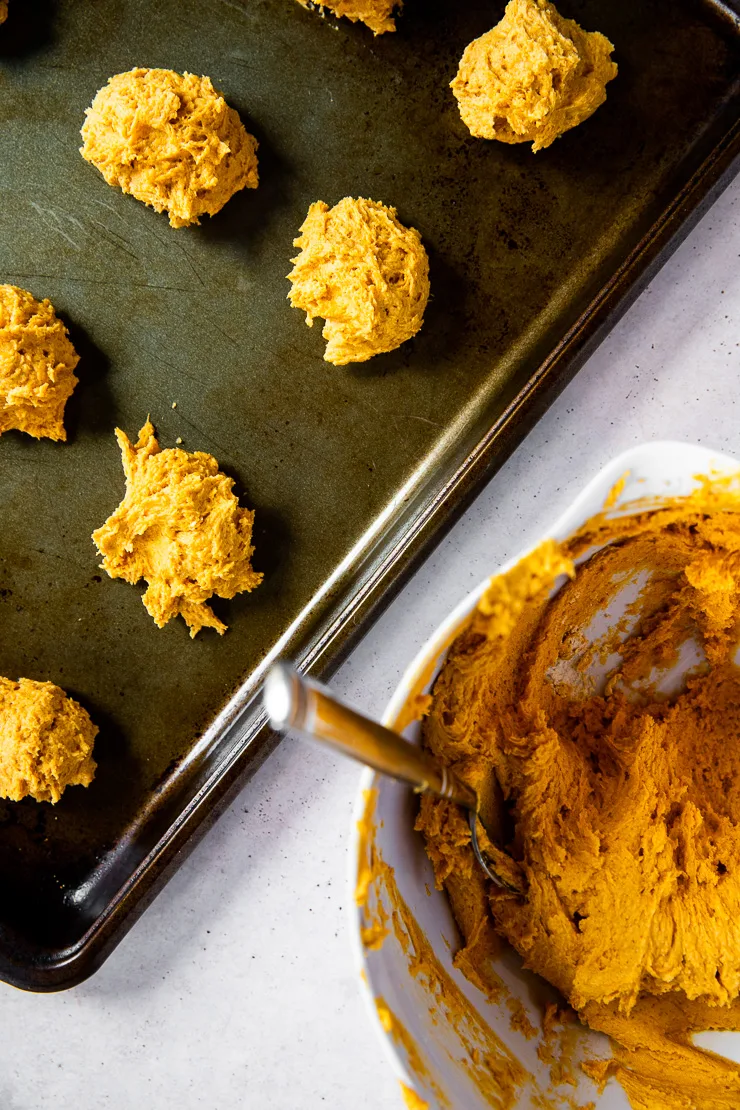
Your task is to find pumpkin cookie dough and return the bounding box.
[93,421,262,637]
[80,68,259,228]
[0,2,7,24]
[287,197,429,365]
[296,0,400,35]
[0,284,79,441]
[0,678,97,804]
[451,0,617,152]
[417,481,740,1108]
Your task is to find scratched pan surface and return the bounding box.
[0,0,738,990]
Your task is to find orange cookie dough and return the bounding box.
[417,483,740,1108]
[0,2,7,24]
[399,1082,429,1110]
[296,0,400,35]
[0,284,79,441]
[80,68,259,228]
[93,421,262,637]
[0,678,97,804]
[287,197,429,365]
[451,0,617,152]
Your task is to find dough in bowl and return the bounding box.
[93,421,263,637]
[288,197,429,365]
[80,68,259,228]
[296,0,400,35]
[0,678,97,804]
[419,482,740,1109]
[0,284,79,441]
[451,0,617,152]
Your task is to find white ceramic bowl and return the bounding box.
[348,442,740,1109]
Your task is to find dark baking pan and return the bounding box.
[0,0,738,990]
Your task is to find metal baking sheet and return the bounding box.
[0,0,738,990]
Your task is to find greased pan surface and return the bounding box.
[0,0,738,990]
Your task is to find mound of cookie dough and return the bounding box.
[0,284,79,441]
[287,197,429,365]
[451,0,617,152]
[80,68,259,229]
[0,2,7,25]
[93,421,263,637]
[0,677,97,804]
[296,0,400,35]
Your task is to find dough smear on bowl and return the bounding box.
[287,197,429,365]
[417,481,740,1108]
[451,0,617,152]
[92,421,262,637]
[0,284,79,441]
[80,68,259,228]
[0,678,97,803]
[296,0,400,35]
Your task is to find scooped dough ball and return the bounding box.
[296,0,400,35]
[93,421,263,637]
[0,678,97,804]
[0,284,79,441]
[80,68,259,229]
[287,197,430,366]
[451,0,617,153]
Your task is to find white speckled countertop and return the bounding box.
[0,177,738,1110]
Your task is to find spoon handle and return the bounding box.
[263,662,477,810]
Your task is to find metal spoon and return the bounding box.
[263,662,524,894]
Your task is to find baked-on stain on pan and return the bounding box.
[0,0,738,989]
